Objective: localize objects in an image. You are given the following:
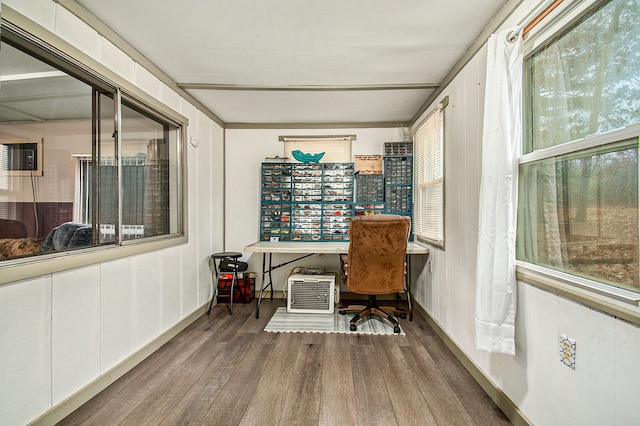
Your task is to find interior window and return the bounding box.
[0,32,183,262]
[0,41,100,258]
[119,99,182,238]
[518,0,640,293]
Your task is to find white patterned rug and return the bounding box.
[264,306,405,335]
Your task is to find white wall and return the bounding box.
[411,1,640,425]
[225,127,406,292]
[0,2,224,425]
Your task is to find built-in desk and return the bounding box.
[244,241,429,319]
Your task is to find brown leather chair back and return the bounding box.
[346,214,410,295]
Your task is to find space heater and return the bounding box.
[287,273,338,314]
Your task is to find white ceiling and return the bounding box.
[72,0,509,127]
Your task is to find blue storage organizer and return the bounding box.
[260,162,354,241]
[260,149,415,242]
[383,142,413,239]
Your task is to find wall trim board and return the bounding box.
[225,121,409,130]
[517,269,640,327]
[413,302,533,426]
[179,82,440,91]
[29,304,209,426]
[0,235,188,286]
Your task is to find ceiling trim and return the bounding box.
[53,0,225,127]
[410,0,526,125]
[225,121,408,130]
[179,83,440,92]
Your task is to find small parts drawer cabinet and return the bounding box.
[260,162,354,242]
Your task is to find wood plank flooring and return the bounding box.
[58,299,512,426]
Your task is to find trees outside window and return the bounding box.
[518,0,640,292]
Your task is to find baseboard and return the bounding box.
[412,302,532,426]
[29,304,209,426]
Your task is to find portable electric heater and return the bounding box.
[287,273,338,314]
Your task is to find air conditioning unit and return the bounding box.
[287,273,337,314]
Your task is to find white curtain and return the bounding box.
[475,27,523,355]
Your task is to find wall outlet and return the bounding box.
[559,334,576,370]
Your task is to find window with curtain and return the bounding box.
[413,102,445,247]
[517,0,640,294]
[282,136,353,163]
[77,154,147,242]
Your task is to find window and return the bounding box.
[281,135,353,163]
[413,101,445,247]
[517,0,640,294]
[0,26,184,261]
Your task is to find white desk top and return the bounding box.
[244,240,429,255]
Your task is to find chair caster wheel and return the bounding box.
[338,310,346,315]
[393,326,401,334]
[350,324,357,331]
[400,313,407,319]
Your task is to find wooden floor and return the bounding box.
[58,299,512,426]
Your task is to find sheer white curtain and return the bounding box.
[475,27,523,355]
[517,44,570,269]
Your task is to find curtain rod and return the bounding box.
[507,0,564,41]
[278,134,356,142]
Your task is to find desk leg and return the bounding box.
[256,252,274,319]
[268,253,274,301]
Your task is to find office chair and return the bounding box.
[339,214,410,333]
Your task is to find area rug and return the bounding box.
[264,307,405,335]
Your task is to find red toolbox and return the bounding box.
[217,277,254,304]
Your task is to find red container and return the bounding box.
[217,277,254,304]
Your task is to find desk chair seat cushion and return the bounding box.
[346,214,410,295]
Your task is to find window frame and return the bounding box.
[517,124,640,304]
[412,98,447,248]
[279,135,354,163]
[0,7,188,285]
[516,0,640,308]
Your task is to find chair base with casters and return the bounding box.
[339,295,405,334]
[207,251,248,315]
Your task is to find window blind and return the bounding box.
[413,104,444,246]
[282,136,353,163]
